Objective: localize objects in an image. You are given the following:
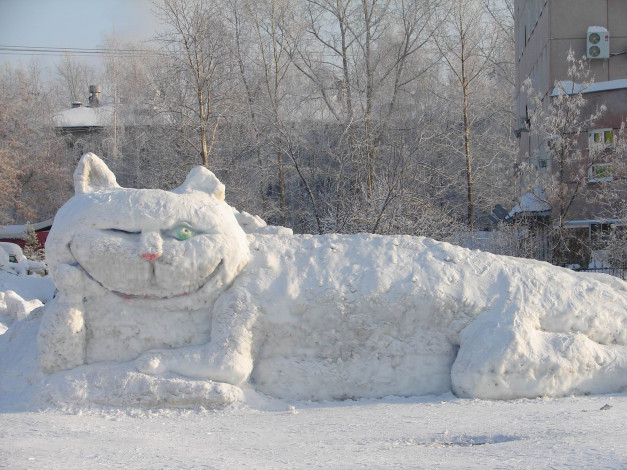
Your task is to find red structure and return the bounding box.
[0,219,53,250]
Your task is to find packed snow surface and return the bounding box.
[1,393,627,469]
[1,153,626,411]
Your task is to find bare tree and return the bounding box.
[287,0,437,231]
[54,54,95,107]
[153,0,233,168]
[433,0,501,231]
[482,0,514,87]
[248,0,296,224]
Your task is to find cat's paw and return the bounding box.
[54,264,86,295]
[135,351,168,375]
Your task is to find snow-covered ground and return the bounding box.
[1,392,626,469]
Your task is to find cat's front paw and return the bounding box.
[135,351,169,375]
[54,264,86,297]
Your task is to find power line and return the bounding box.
[0,45,164,57]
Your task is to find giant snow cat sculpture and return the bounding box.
[34,153,627,408]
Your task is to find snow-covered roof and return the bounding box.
[0,219,54,240]
[551,79,627,97]
[53,102,173,129]
[53,103,114,128]
[506,187,551,219]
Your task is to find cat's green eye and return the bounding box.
[174,225,194,241]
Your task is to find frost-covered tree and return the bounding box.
[526,51,607,265]
[0,0,524,247]
[22,223,45,261]
[53,53,96,109]
[0,63,73,224]
[433,0,505,232]
[285,0,440,232]
[153,0,235,168]
[233,0,295,225]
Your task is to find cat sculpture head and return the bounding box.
[46,153,250,301]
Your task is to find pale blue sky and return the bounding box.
[0,0,161,69]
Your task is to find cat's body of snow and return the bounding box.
[35,153,627,405]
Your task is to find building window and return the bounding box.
[588,163,613,182]
[588,129,614,182]
[589,128,614,148]
[537,142,550,172]
[591,223,613,244]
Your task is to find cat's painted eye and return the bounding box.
[173,225,195,241]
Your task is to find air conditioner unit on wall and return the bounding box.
[587,26,610,59]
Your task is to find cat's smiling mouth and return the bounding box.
[118,259,223,300]
[74,255,224,300]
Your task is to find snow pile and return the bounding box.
[0,243,54,334]
[0,290,44,334]
[0,153,626,410]
[0,242,46,276]
[0,270,55,307]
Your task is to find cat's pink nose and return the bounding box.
[141,252,161,261]
[139,231,163,261]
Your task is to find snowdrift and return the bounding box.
[0,153,626,410]
[0,245,55,335]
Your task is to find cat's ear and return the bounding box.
[173,166,225,201]
[74,153,120,194]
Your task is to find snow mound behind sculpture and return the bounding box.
[0,153,626,409]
